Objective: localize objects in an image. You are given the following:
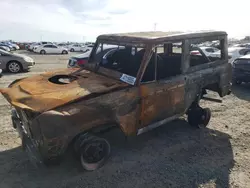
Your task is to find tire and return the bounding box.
[70,48,74,52]
[74,133,111,171]
[40,50,46,54]
[188,107,211,128]
[7,61,22,73]
[62,50,68,54]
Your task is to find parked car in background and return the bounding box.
[17,42,30,50]
[6,42,20,50]
[28,43,40,51]
[233,43,250,48]
[67,45,119,68]
[0,49,35,73]
[190,46,220,57]
[232,54,250,85]
[0,43,15,51]
[0,46,11,52]
[80,44,94,52]
[67,44,84,52]
[28,42,53,51]
[57,43,67,47]
[0,69,2,78]
[34,44,69,54]
[211,47,250,63]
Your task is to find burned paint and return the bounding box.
[0,31,232,164]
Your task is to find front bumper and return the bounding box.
[11,109,43,167]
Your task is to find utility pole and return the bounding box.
[154,22,157,31]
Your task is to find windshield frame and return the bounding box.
[84,39,151,86]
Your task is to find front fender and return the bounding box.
[35,110,72,159]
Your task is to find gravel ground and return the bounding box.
[0,51,250,188]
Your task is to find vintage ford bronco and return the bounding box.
[0,31,232,170]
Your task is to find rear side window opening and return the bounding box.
[141,37,227,83]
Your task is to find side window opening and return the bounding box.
[190,39,221,67]
[157,42,183,80]
[141,42,183,82]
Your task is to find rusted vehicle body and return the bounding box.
[0,31,232,170]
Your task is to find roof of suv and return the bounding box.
[97,30,227,44]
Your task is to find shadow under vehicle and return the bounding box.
[0,31,232,171]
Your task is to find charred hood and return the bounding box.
[0,68,128,112]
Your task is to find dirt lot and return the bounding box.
[0,51,250,188]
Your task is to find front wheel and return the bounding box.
[7,61,22,73]
[70,48,74,52]
[74,133,111,171]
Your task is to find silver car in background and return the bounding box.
[0,49,35,73]
[0,46,11,52]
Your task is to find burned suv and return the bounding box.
[0,31,232,170]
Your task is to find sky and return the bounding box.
[0,0,249,42]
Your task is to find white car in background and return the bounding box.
[29,42,54,51]
[0,46,11,52]
[211,47,250,63]
[191,46,220,57]
[67,44,85,52]
[33,44,69,54]
[80,44,94,53]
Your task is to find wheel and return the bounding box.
[187,107,211,128]
[70,48,74,52]
[7,61,22,73]
[62,50,68,54]
[40,50,46,54]
[74,133,111,171]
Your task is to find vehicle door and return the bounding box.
[75,44,80,51]
[43,45,52,53]
[137,49,186,132]
[51,45,59,53]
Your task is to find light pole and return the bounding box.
[154,22,157,31]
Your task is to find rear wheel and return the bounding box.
[74,133,111,171]
[62,50,68,54]
[187,106,211,128]
[7,61,22,73]
[70,48,74,52]
[40,50,46,54]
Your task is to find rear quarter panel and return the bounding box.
[184,61,232,110]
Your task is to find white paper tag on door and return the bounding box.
[120,74,136,85]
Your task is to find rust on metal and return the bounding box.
[0,30,232,162]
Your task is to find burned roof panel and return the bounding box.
[97,30,227,45]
